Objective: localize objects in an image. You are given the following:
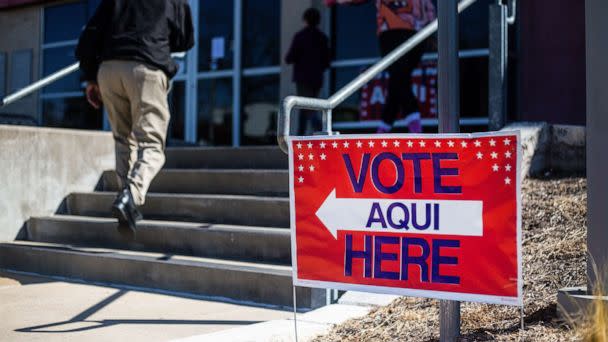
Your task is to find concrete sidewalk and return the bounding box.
[0,271,292,342]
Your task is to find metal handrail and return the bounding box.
[0,52,186,108]
[277,0,478,153]
[1,62,80,107]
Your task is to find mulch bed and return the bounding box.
[313,177,587,342]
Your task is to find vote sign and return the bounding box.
[288,132,522,305]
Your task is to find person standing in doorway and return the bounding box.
[331,0,435,133]
[76,0,194,237]
[285,8,331,135]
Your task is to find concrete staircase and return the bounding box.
[0,147,325,309]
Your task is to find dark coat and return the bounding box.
[285,26,331,90]
[76,0,195,81]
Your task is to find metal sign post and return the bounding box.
[437,0,461,341]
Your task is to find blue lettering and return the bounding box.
[366,202,387,229]
[387,202,410,229]
[432,153,462,194]
[411,203,432,230]
[371,152,405,194]
[373,236,400,280]
[401,237,430,282]
[431,239,460,285]
[344,234,373,278]
[343,153,370,193]
[402,153,431,193]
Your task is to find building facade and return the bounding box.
[0,0,586,146]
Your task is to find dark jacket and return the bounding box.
[76,0,194,82]
[285,26,330,90]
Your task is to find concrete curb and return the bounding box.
[172,292,400,342]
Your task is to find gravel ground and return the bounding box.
[313,177,587,342]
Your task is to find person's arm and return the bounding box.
[170,0,195,52]
[75,0,111,83]
[75,0,111,108]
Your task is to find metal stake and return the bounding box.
[438,0,461,340]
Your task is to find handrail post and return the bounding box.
[488,0,508,131]
[438,0,461,340]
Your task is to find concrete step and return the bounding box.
[0,241,324,308]
[27,215,291,264]
[164,146,287,170]
[65,192,290,228]
[101,169,288,196]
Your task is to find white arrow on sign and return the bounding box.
[315,189,484,239]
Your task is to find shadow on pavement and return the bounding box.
[15,288,262,334]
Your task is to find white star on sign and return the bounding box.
[343,141,350,148]
[307,142,313,149]
[320,142,326,149]
[447,140,455,147]
[434,140,441,147]
[407,141,414,147]
[309,165,315,172]
[368,141,375,148]
[476,152,483,159]
[505,164,512,171]
[504,177,511,185]
[393,141,400,147]
[419,141,426,147]
[492,164,500,172]
[320,153,327,160]
[505,151,512,158]
[356,141,363,148]
[474,140,481,147]
[297,143,303,149]
[298,165,304,172]
[489,139,497,147]
[298,153,304,160]
[491,152,498,159]
[503,138,511,146]
[298,176,304,183]
[308,153,314,160]
[461,141,468,148]
[381,140,388,147]
[332,142,338,148]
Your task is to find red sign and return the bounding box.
[360,60,438,121]
[288,133,522,305]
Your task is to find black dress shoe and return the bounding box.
[111,188,141,238]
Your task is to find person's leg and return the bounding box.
[379,30,411,132]
[400,40,425,133]
[296,84,321,135]
[123,62,170,206]
[97,61,136,191]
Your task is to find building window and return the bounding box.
[197,78,233,146]
[198,1,234,71]
[241,74,279,145]
[332,1,379,61]
[41,0,102,130]
[243,0,281,68]
[0,52,6,98]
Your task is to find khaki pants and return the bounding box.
[98,60,170,206]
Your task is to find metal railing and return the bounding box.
[0,52,186,108]
[277,0,478,153]
[0,62,80,107]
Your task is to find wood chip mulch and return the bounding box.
[313,177,587,342]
